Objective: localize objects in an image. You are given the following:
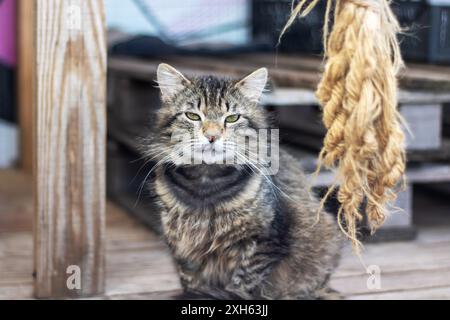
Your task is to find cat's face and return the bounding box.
[152,64,269,165]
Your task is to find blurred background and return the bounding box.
[1,0,450,299]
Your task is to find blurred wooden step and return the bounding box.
[109,54,450,91]
[108,57,450,154]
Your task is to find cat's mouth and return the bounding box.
[174,142,234,165]
[198,143,227,165]
[173,141,239,166]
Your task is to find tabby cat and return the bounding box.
[144,63,342,299]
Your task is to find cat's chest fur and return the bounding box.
[154,165,271,287]
[164,209,266,288]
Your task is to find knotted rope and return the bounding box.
[282,0,406,252]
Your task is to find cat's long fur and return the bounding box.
[144,64,342,299]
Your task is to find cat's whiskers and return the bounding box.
[135,141,199,207]
[135,153,174,208]
[233,148,297,203]
[130,148,173,187]
[231,149,279,199]
[225,140,299,203]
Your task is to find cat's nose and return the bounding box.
[207,135,218,143]
[203,122,222,144]
[205,132,220,144]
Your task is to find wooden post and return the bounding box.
[17,0,35,174]
[34,0,107,298]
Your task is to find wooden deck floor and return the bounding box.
[1,170,450,300]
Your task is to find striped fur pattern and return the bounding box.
[143,64,342,299]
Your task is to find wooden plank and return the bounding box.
[0,285,33,300]
[382,184,412,228]
[331,267,450,296]
[109,56,320,89]
[0,237,179,300]
[402,104,442,151]
[262,88,450,106]
[402,67,450,91]
[231,53,450,91]
[34,0,107,298]
[262,88,318,106]
[165,56,321,89]
[336,240,450,277]
[288,146,450,186]
[229,53,323,72]
[17,0,35,174]
[409,138,450,162]
[397,92,450,105]
[348,286,450,300]
[108,58,450,106]
[101,290,181,300]
[2,169,450,299]
[0,170,33,233]
[0,171,181,299]
[0,169,180,299]
[105,273,180,297]
[307,163,450,187]
[417,227,450,244]
[108,52,450,100]
[407,62,450,76]
[109,58,210,81]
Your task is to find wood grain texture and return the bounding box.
[108,56,450,102]
[109,53,450,91]
[2,170,450,300]
[228,54,450,91]
[17,0,36,174]
[0,170,181,300]
[34,0,107,298]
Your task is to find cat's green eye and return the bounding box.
[185,112,201,121]
[225,114,240,124]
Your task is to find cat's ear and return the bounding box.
[235,68,268,102]
[157,63,191,101]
